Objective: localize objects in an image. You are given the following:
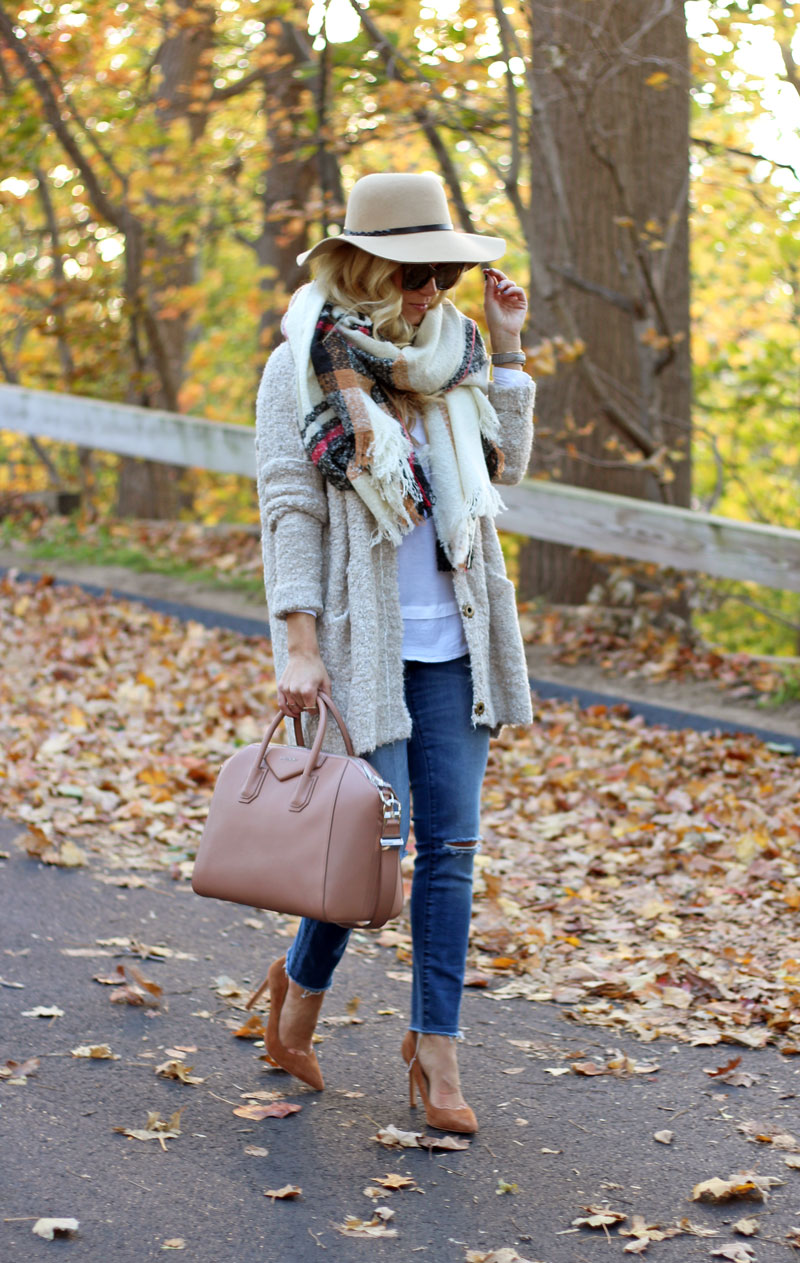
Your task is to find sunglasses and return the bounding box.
[400,261,469,291]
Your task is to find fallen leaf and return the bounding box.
[573,1206,627,1228]
[732,1218,759,1236]
[372,1125,425,1149]
[113,1109,183,1149]
[465,1251,539,1263]
[161,1241,186,1251]
[704,1056,742,1077]
[496,1179,518,1195]
[691,1171,778,1203]
[654,1130,674,1144]
[372,1173,417,1190]
[619,1215,682,1252]
[264,1185,302,1201]
[232,1102,302,1120]
[786,1155,800,1169]
[32,1218,79,1240]
[240,1090,284,1103]
[109,963,162,1008]
[231,1014,266,1040]
[710,1245,756,1262]
[418,1133,471,1151]
[109,985,148,1006]
[677,1218,719,1237]
[1,1056,39,1081]
[94,965,126,985]
[214,975,247,1000]
[127,963,163,999]
[244,1145,269,1157]
[370,1123,470,1151]
[71,1044,119,1060]
[18,828,86,867]
[21,1005,63,1018]
[155,1058,204,1085]
[571,1060,605,1076]
[334,1207,397,1238]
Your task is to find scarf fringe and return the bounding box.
[286,283,505,566]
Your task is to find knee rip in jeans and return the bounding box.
[443,837,481,855]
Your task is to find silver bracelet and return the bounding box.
[490,351,526,365]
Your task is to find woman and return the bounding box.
[255,172,534,1134]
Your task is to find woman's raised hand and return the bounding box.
[482,268,528,349]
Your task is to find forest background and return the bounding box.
[0,0,798,657]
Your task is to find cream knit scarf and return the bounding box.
[283,281,505,570]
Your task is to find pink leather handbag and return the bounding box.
[191,692,404,929]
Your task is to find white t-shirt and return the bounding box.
[396,413,467,662]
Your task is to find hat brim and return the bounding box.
[297,230,505,269]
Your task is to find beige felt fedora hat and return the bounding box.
[297,172,505,268]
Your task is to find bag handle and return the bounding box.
[315,691,355,756]
[241,695,356,805]
[289,692,356,809]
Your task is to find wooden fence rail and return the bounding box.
[2,383,799,593]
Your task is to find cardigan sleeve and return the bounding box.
[255,342,328,620]
[487,373,535,486]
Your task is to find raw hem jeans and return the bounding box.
[285,655,490,1038]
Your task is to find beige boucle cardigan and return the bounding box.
[255,340,535,756]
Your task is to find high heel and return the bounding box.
[258,956,325,1091]
[401,1031,477,1135]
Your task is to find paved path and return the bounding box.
[4,821,800,1263]
[3,554,800,1259]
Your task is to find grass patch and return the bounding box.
[0,518,265,600]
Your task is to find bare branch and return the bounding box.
[210,66,264,102]
[347,0,476,230]
[779,38,800,99]
[576,355,658,457]
[33,45,129,190]
[549,263,641,317]
[0,6,125,231]
[691,134,800,181]
[492,0,522,193]
[32,165,76,386]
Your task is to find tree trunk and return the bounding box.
[517,0,691,604]
[253,17,338,355]
[117,0,216,518]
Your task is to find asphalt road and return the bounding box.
[4,819,800,1263]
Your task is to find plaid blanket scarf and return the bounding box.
[282,281,505,569]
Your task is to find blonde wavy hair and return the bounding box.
[311,241,446,348]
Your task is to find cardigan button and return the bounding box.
[462,603,475,619]
[474,701,485,716]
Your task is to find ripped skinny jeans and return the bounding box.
[285,655,490,1037]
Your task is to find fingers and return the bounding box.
[483,268,527,306]
[278,687,319,717]
[277,653,332,718]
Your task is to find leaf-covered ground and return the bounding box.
[4,509,798,702]
[2,576,800,1053]
[518,602,800,704]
